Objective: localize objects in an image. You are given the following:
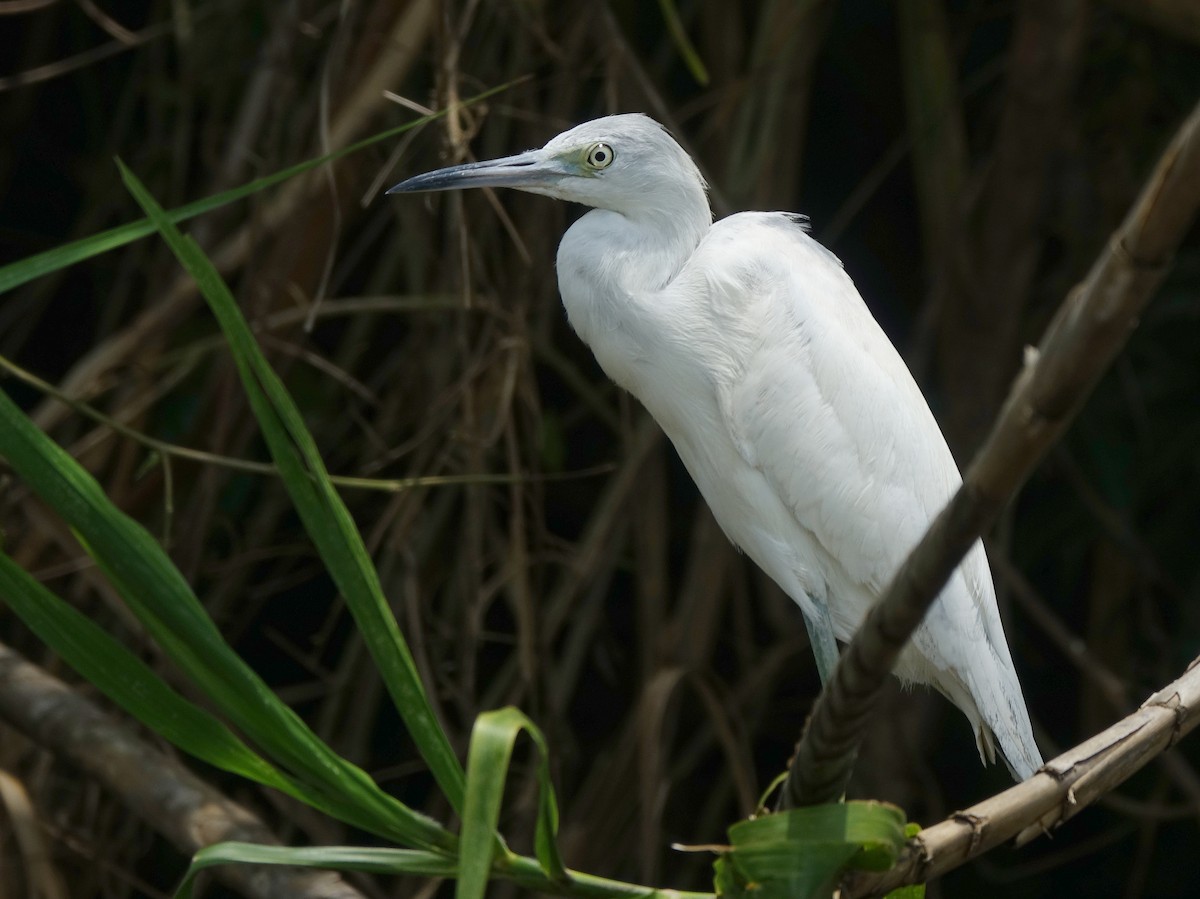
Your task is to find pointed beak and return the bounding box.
[386,149,567,195]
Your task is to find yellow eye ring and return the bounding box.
[585,142,614,169]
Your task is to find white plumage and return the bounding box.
[389,113,1043,780]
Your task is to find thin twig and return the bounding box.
[0,18,176,92]
[0,351,611,492]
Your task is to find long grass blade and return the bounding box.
[0,81,521,297]
[0,550,380,822]
[174,844,459,899]
[655,0,710,85]
[0,384,453,851]
[117,160,467,812]
[458,707,568,899]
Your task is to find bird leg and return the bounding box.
[802,602,839,686]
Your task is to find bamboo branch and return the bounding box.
[780,95,1200,809]
[840,655,1200,897]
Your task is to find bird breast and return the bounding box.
[555,208,711,402]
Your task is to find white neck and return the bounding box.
[555,202,707,394]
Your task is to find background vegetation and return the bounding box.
[1,0,1198,896]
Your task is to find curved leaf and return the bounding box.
[458,707,568,899]
[715,802,907,899]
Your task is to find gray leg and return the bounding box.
[802,602,839,686]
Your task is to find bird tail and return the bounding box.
[960,648,1043,781]
[904,638,1042,780]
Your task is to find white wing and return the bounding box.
[648,213,1041,777]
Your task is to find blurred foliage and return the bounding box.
[1,1,1198,897]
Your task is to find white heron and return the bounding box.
[388,114,1042,780]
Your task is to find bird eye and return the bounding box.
[585,142,614,170]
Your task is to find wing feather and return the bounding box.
[697,214,963,596]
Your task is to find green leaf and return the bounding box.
[117,160,467,813]
[458,707,568,899]
[715,841,859,899]
[0,384,452,851]
[0,551,365,818]
[714,802,907,899]
[175,843,459,899]
[177,842,709,899]
[656,0,710,85]
[881,824,925,898]
[0,551,282,789]
[884,883,926,899]
[0,80,520,297]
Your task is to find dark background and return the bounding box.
[2,1,1199,896]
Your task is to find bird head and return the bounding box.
[387,113,709,224]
